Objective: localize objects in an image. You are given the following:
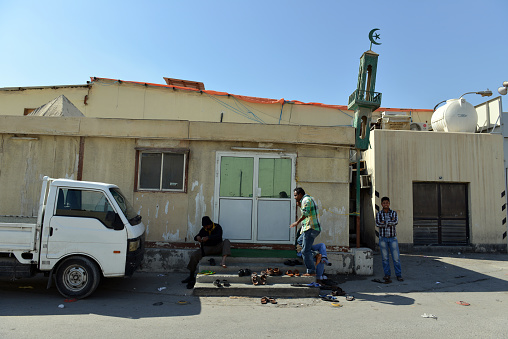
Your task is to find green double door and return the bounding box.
[214,152,296,244]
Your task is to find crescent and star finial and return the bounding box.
[368,28,381,50]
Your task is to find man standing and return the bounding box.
[181,216,231,289]
[290,187,321,276]
[375,197,403,282]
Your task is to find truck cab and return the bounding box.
[0,176,145,299]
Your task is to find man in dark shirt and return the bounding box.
[181,216,231,288]
[375,197,403,282]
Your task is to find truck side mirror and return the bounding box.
[106,211,124,230]
[113,213,124,230]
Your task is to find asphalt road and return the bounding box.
[0,252,507,339]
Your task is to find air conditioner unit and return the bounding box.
[360,175,371,188]
[410,122,429,131]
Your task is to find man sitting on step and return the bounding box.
[181,216,231,289]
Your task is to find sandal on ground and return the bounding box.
[396,276,404,282]
[346,295,355,301]
[293,269,300,276]
[261,296,269,304]
[222,280,231,287]
[208,258,216,266]
[238,269,245,277]
[285,270,294,277]
[259,273,267,285]
[266,268,275,276]
[269,297,277,304]
[251,273,260,286]
[273,268,281,276]
[213,279,223,288]
[244,268,252,275]
[321,295,337,302]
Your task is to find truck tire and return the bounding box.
[55,256,101,299]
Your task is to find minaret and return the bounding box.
[348,29,383,248]
[348,46,382,150]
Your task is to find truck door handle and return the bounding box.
[49,227,53,236]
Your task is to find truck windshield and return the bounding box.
[109,188,142,225]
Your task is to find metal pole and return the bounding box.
[356,149,361,248]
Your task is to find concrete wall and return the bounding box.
[0,116,354,249]
[364,129,506,249]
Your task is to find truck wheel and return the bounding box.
[55,256,101,299]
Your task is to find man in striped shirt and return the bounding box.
[290,187,321,276]
[376,196,403,282]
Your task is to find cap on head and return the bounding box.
[202,216,212,226]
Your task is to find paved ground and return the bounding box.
[0,251,507,338]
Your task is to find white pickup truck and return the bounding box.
[0,176,145,298]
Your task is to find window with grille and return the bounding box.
[137,150,188,192]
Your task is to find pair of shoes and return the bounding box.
[222,279,231,287]
[397,276,404,282]
[238,268,252,277]
[266,268,275,276]
[303,273,316,277]
[208,258,216,266]
[346,295,355,301]
[261,296,277,304]
[383,276,392,283]
[213,279,223,288]
[181,275,195,284]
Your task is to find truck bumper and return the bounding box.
[125,233,145,276]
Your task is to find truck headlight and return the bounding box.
[128,239,140,252]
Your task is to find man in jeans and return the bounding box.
[290,187,321,276]
[376,196,403,282]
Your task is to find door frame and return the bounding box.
[213,151,297,244]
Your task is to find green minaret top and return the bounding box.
[347,29,384,150]
[347,31,383,112]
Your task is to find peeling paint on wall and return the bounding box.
[162,221,180,241]
[187,183,206,240]
[155,204,159,218]
[165,201,169,214]
[191,181,199,191]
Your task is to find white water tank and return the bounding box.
[431,98,478,132]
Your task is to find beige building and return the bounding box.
[1,76,503,275]
[363,130,506,252]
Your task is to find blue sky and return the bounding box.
[1,0,506,110]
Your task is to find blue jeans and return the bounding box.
[297,229,321,274]
[379,236,402,277]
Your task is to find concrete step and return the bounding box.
[192,281,321,297]
[193,257,319,298]
[197,259,305,275]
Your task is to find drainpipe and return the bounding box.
[356,149,361,248]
